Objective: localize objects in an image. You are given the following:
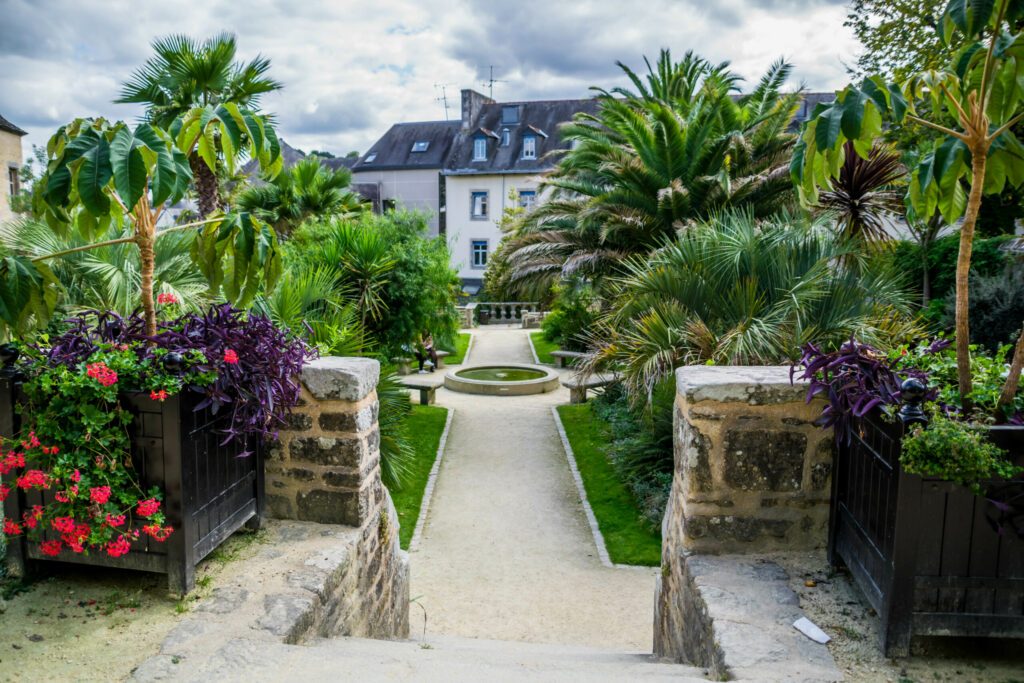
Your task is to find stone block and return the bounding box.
[290,435,364,467]
[685,515,792,543]
[301,357,379,401]
[677,366,808,405]
[810,462,831,490]
[681,422,714,494]
[723,429,805,491]
[267,494,294,519]
[319,402,378,433]
[297,488,364,526]
[282,412,313,431]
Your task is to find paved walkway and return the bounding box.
[409,326,657,651]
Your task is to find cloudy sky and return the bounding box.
[0,0,861,158]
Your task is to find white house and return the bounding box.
[0,113,26,226]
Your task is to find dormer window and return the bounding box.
[364,151,377,163]
[501,106,519,124]
[522,134,536,160]
[501,128,510,147]
[411,141,429,152]
[473,136,487,161]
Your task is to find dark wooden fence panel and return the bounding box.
[830,410,1024,656]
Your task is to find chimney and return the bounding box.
[461,89,494,131]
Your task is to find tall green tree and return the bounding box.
[117,33,283,217]
[846,1,961,81]
[238,157,365,236]
[792,0,1024,416]
[499,50,801,297]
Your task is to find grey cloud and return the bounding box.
[285,97,376,135]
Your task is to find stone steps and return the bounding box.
[148,634,712,682]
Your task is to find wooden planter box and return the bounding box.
[829,410,1024,656]
[1,376,265,595]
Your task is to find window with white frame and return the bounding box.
[470,191,488,219]
[471,240,489,268]
[473,136,487,161]
[411,140,429,152]
[522,134,536,159]
[501,127,510,147]
[518,189,536,210]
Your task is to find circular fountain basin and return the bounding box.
[444,363,560,396]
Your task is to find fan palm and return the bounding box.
[500,51,801,295]
[238,158,366,237]
[584,211,921,399]
[116,33,282,217]
[0,218,209,316]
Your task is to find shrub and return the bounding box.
[541,281,598,352]
[901,413,1021,492]
[941,264,1024,352]
[886,232,1012,304]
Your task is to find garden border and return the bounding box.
[550,406,646,571]
[462,332,475,366]
[528,332,541,365]
[408,407,455,552]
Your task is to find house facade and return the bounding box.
[0,113,27,226]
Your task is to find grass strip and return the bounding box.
[391,404,449,549]
[529,331,558,365]
[441,332,471,365]
[557,403,662,566]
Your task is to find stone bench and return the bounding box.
[550,350,586,368]
[399,378,443,405]
[521,311,548,329]
[393,350,450,376]
[560,372,616,404]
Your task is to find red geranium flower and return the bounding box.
[106,536,131,558]
[136,498,160,517]
[223,348,239,364]
[149,389,168,402]
[0,483,9,502]
[89,486,111,504]
[3,518,22,536]
[105,513,126,527]
[71,469,81,482]
[86,362,118,387]
[40,540,62,556]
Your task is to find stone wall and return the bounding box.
[266,357,409,639]
[655,366,830,663]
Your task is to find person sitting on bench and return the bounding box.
[415,331,438,374]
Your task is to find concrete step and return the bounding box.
[153,633,713,682]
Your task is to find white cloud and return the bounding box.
[0,0,859,157]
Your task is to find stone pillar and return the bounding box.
[267,357,409,639]
[267,357,382,526]
[655,366,831,662]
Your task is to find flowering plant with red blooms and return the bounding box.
[156,293,179,305]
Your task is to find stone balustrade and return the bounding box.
[474,301,540,324]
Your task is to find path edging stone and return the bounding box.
[409,407,455,552]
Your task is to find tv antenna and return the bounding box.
[482,65,506,100]
[434,83,456,120]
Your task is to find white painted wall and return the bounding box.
[351,168,441,235]
[0,130,24,227]
[444,173,541,282]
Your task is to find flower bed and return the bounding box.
[2,305,312,594]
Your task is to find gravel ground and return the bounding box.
[409,326,659,651]
[775,550,1024,683]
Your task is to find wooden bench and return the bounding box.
[550,350,586,368]
[399,379,443,406]
[561,373,616,404]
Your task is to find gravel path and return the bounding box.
[409,326,657,651]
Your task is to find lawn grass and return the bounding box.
[529,331,559,365]
[441,332,471,365]
[556,403,662,566]
[391,404,449,549]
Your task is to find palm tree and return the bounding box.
[116,33,282,217]
[584,211,920,399]
[237,158,366,236]
[816,141,905,244]
[500,51,801,296]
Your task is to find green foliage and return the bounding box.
[884,232,1012,301]
[501,50,801,296]
[390,405,448,549]
[589,211,921,398]
[557,403,662,566]
[376,369,415,491]
[191,211,281,309]
[540,281,598,352]
[893,342,1024,420]
[941,263,1024,351]
[590,382,675,530]
[439,332,471,365]
[901,412,1021,491]
[529,331,558,364]
[286,212,459,356]
[237,157,365,236]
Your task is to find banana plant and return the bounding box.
[6,116,281,338]
[791,0,1024,417]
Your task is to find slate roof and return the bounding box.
[0,113,27,137]
[791,92,836,129]
[352,121,460,172]
[444,98,600,176]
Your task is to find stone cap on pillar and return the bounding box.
[676,365,809,405]
[301,357,380,402]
